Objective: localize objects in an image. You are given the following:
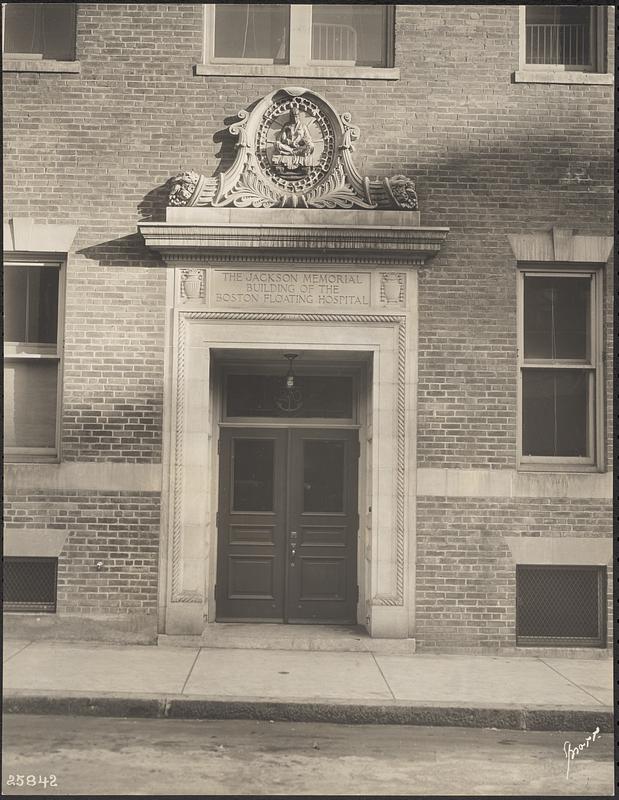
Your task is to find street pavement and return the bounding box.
[2,638,612,732]
[2,714,613,795]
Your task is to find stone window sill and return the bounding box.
[3,58,80,74]
[4,454,60,464]
[517,463,602,474]
[194,63,399,80]
[514,70,613,85]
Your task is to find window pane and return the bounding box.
[3,266,59,345]
[4,361,58,448]
[4,267,28,342]
[526,5,591,66]
[522,369,588,457]
[226,374,353,419]
[303,440,345,513]
[214,4,289,62]
[311,5,389,66]
[233,439,274,512]
[4,3,75,60]
[524,276,590,360]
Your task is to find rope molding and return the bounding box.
[170,314,202,603]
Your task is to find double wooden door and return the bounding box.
[216,428,359,623]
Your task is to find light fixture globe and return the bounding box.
[275,354,303,414]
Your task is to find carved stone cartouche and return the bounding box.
[168,87,418,212]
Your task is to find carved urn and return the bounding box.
[382,274,402,303]
[183,269,203,300]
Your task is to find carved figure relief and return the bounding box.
[272,106,316,176]
[167,87,418,211]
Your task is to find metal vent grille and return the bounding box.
[3,557,58,613]
[516,565,605,647]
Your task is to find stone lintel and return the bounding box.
[507,227,612,264]
[505,537,611,565]
[4,529,69,558]
[3,218,79,255]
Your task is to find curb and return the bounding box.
[3,692,612,732]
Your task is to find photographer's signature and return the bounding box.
[563,726,600,779]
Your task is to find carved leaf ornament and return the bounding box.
[168,87,418,212]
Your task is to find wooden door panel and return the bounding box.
[287,429,358,623]
[228,524,275,546]
[299,524,347,547]
[216,428,287,621]
[227,555,276,599]
[298,556,347,600]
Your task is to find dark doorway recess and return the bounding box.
[216,427,359,624]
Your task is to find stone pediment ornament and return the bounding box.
[168,87,418,211]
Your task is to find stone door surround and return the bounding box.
[140,206,448,638]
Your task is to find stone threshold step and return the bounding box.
[158,624,416,654]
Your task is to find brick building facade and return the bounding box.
[3,3,613,651]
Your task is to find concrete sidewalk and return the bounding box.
[3,639,613,732]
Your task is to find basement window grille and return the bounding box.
[3,557,58,613]
[516,565,606,647]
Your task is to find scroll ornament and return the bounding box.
[168,88,418,212]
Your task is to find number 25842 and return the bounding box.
[6,775,57,788]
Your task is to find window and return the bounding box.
[518,268,602,469]
[201,4,396,78]
[3,557,58,613]
[516,5,610,83]
[516,565,606,648]
[213,4,289,64]
[3,259,64,461]
[525,6,594,70]
[2,3,76,61]
[310,5,390,67]
[226,374,354,420]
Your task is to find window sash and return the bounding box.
[517,268,602,469]
[2,3,76,61]
[208,4,290,65]
[520,366,595,462]
[204,4,393,68]
[308,5,392,68]
[3,258,64,461]
[519,6,602,73]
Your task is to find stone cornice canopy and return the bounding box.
[139,208,449,266]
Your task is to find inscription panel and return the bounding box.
[211,269,371,309]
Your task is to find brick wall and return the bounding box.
[3,5,613,635]
[3,4,612,466]
[415,497,613,650]
[3,4,613,466]
[4,491,160,615]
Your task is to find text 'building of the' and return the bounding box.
[3,3,614,652]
